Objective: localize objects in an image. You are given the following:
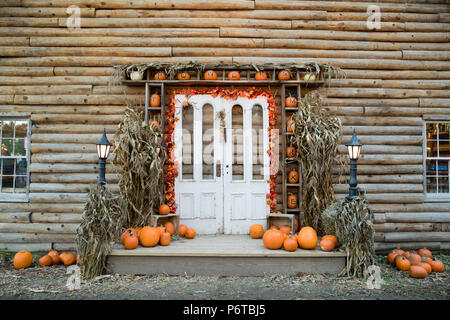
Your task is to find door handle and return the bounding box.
[216,160,221,177]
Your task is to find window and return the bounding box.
[425,122,450,198]
[0,118,30,201]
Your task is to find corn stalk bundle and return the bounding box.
[76,185,124,280]
[112,106,167,227]
[322,197,375,278]
[290,92,343,233]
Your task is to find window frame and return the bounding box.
[0,117,31,202]
[423,121,450,201]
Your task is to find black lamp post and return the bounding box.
[345,129,362,200]
[96,128,112,186]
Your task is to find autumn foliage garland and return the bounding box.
[165,87,279,214]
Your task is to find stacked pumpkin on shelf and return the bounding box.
[250,224,339,253]
[387,248,445,279]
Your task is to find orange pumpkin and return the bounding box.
[278,69,290,80]
[287,119,295,133]
[418,248,432,259]
[154,72,166,80]
[60,253,76,266]
[288,171,299,184]
[322,235,338,247]
[409,265,427,279]
[249,224,264,239]
[285,97,297,108]
[279,225,291,235]
[427,260,444,272]
[283,236,298,252]
[179,224,188,237]
[163,221,175,235]
[228,71,240,80]
[159,231,171,246]
[177,72,191,80]
[13,250,33,269]
[159,204,170,215]
[48,250,60,265]
[269,225,279,231]
[297,226,318,250]
[120,228,136,244]
[294,219,299,233]
[286,146,296,158]
[185,228,197,239]
[291,234,298,243]
[151,120,159,126]
[39,255,53,267]
[387,252,400,265]
[402,251,411,259]
[417,262,432,274]
[204,70,217,80]
[392,249,405,255]
[255,71,267,81]
[408,253,422,266]
[276,211,282,215]
[135,227,143,237]
[150,93,160,107]
[262,229,284,250]
[123,231,139,250]
[139,226,160,247]
[156,226,166,237]
[395,255,411,271]
[319,238,335,251]
[287,194,297,209]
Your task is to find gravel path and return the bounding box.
[0,253,448,300]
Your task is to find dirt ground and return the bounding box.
[0,251,448,300]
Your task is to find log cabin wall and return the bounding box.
[0,0,449,252]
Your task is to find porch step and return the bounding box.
[106,235,346,276]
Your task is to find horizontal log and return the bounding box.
[30,163,116,174]
[0,66,53,76]
[264,38,450,51]
[0,46,172,57]
[338,145,422,155]
[0,222,78,234]
[405,22,450,32]
[337,174,424,184]
[0,212,30,223]
[31,114,122,124]
[343,70,450,80]
[325,12,439,23]
[342,126,422,136]
[32,143,96,154]
[30,212,82,223]
[292,20,405,32]
[95,9,327,20]
[326,88,450,98]
[420,98,450,108]
[340,116,423,126]
[32,124,118,134]
[221,28,449,42]
[374,223,434,232]
[29,193,88,203]
[0,36,28,46]
[384,232,450,242]
[340,135,422,146]
[403,50,450,61]
[31,173,119,184]
[0,76,110,85]
[335,164,423,175]
[330,79,450,90]
[385,212,450,223]
[0,27,220,38]
[30,183,119,193]
[32,133,117,144]
[374,242,441,251]
[52,242,77,251]
[334,184,423,194]
[0,242,52,252]
[0,56,233,67]
[0,7,95,17]
[0,85,92,95]
[371,203,450,213]
[0,202,83,213]
[31,36,265,48]
[355,154,422,165]
[54,67,112,76]
[0,232,76,243]
[0,17,59,27]
[1,105,126,115]
[335,193,424,203]
[21,0,255,9]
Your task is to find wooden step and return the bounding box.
[106,235,346,276]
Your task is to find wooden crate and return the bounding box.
[266,213,295,233]
[148,214,180,235]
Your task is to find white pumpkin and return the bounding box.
[130,71,144,81]
[303,73,316,81]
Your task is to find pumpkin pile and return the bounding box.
[387,248,445,279]
[13,250,77,269]
[256,224,339,253]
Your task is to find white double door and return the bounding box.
[174,94,270,234]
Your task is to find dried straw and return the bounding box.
[112,105,167,227]
[290,92,343,233]
[76,184,124,280]
[322,197,375,278]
